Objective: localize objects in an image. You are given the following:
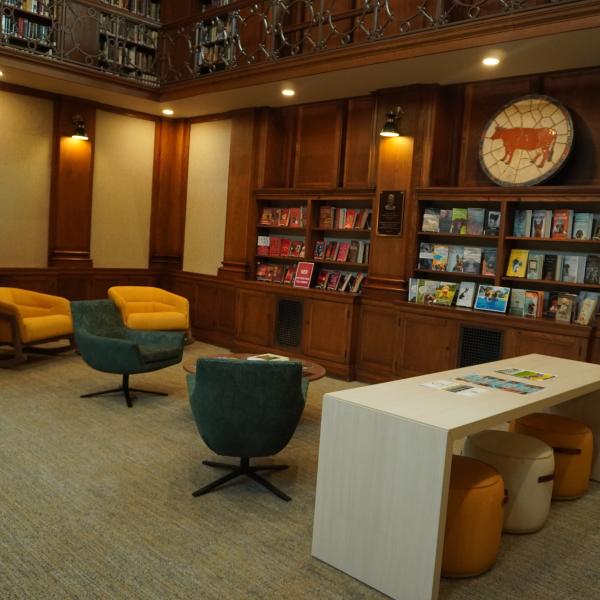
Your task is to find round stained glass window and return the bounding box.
[479,94,574,187]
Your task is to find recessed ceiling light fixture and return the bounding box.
[281,88,295,97]
[162,108,174,116]
[482,56,500,67]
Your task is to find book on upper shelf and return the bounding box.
[279,208,290,227]
[319,206,335,228]
[289,240,304,258]
[269,237,281,256]
[418,243,434,270]
[432,245,449,271]
[279,238,291,257]
[289,207,304,228]
[422,208,440,232]
[314,240,326,259]
[314,270,329,289]
[456,281,476,308]
[324,241,339,261]
[347,240,360,263]
[513,210,533,237]
[484,210,501,236]
[506,249,529,277]
[447,246,465,272]
[551,209,574,239]
[336,241,351,262]
[326,271,341,291]
[572,213,594,240]
[530,209,552,238]
[439,209,452,233]
[463,247,482,274]
[561,255,586,283]
[467,208,485,236]
[526,253,544,280]
[257,235,270,256]
[260,207,273,225]
[584,255,600,285]
[542,254,559,281]
[450,208,467,234]
[593,214,600,240]
[481,248,497,276]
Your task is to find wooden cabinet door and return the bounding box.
[304,299,352,363]
[356,303,399,378]
[235,289,275,347]
[505,329,588,361]
[397,314,458,377]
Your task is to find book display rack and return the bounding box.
[412,188,600,326]
[253,191,372,294]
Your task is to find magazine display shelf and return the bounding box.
[253,188,374,295]
[413,186,600,321]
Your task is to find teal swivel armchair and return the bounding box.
[187,358,308,501]
[71,299,184,408]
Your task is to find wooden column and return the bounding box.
[218,109,260,280]
[364,85,439,300]
[149,118,190,271]
[48,97,96,267]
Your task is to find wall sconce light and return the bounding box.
[380,106,404,138]
[71,115,89,140]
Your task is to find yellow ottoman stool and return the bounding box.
[513,413,593,500]
[442,455,506,578]
[463,430,554,533]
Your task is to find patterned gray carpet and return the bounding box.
[1,342,598,600]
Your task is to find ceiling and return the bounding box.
[1,27,599,118]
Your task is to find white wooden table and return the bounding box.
[311,354,600,600]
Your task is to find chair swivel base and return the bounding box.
[193,456,291,501]
[81,373,168,408]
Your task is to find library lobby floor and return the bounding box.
[1,342,599,600]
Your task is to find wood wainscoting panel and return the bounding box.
[293,100,344,188]
[303,298,353,364]
[504,328,588,362]
[397,313,459,377]
[235,288,275,347]
[343,96,376,188]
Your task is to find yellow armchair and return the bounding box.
[0,287,74,366]
[108,286,190,333]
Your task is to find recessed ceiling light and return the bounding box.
[281,88,295,97]
[162,108,174,116]
[482,56,500,67]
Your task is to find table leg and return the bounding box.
[312,395,453,600]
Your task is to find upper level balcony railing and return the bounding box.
[0,0,588,89]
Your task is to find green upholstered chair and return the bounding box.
[71,299,184,408]
[187,358,308,501]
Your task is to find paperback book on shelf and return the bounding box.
[260,207,273,225]
[418,243,434,270]
[481,248,497,276]
[456,281,476,308]
[506,249,529,277]
[484,210,501,236]
[509,289,527,317]
[439,209,452,233]
[269,237,282,256]
[467,208,485,235]
[408,278,418,302]
[545,292,560,318]
[432,282,458,306]
[584,255,600,285]
[542,254,559,280]
[319,206,335,228]
[576,296,598,325]
[474,285,510,313]
[257,235,270,256]
[524,290,544,318]
[416,279,437,304]
[283,264,297,285]
[572,213,594,239]
[314,270,329,289]
[279,208,290,227]
[280,238,291,256]
[561,255,585,283]
[336,241,351,262]
[422,208,440,232]
[513,210,532,237]
[289,240,304,258]
[551,209,574,239]
[432,245,449,271]
[447,246,465,272]
[326,271,341,291]
[462,246,482,274]
[324,241,339,261]
[451,208,468,234]
[556,293,577,323]
[526,253,544,280]
[347,240,360,263]
[531,209,552,238]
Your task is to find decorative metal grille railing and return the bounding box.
[0,0,579,88]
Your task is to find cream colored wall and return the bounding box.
[183,119,231,275]
[90,110,155,268]
[0,91,53,268]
